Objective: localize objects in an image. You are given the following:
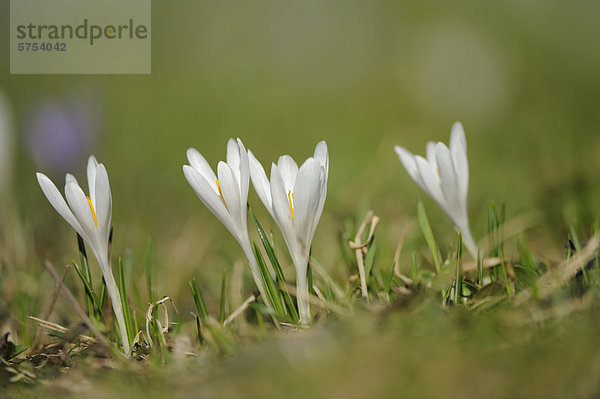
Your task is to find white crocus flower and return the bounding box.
[36,156,130,355]
[248,141,328,325]
[182,138,272,310]
[394,122,478,258]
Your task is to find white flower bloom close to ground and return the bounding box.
[394,122,478,258]
[36,156,130,355]
[248,141,329,325]
[183,138,273,310]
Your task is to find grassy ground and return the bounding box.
[1,0,600,398]
[2,201,600,398]
[6,305,600,399]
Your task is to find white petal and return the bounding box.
[94,164,112,244]
[217,161,242,222]
[186,148,218,194]
[65,173,79,187]
[426,142,437,168]
[394,146,425,191]
[87,155,98,207]
[414,155,445,207]
[310,165,328,245]
[457,221,478,259]
[450,122,467,154]
[434,142,459,206]
[313,141,329,171]
[226,138,242,190]
[248,149,274,215]
[313,141,329,221]
[270,163,294,243]
[36,172,85,238]
[183,165,234,232]
[277,155,298,194]
[65,181,98,244]
[235,138,250,211]
[293,158,321,247]
[449,122,469,201]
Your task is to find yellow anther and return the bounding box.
[288,190,294,222]
[216,179,228,210]
[87,196,97,226]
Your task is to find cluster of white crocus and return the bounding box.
[394,122,477,258]
[182,139,271,309]
[36,156,130,355]
[33,124,477,341]
[248,142,329,325]
[183,139,328,325]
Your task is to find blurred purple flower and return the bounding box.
[26,91,102,177]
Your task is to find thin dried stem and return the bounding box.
[514,234,599,305]
[30,264,70,353]
[44,260,121,359]
[29,316,97,344]
[223,294,256,327]
[350,210,379,300]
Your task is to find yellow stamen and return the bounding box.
[288,190,294,222]
[87,196,97,226]
[216,179,228,210]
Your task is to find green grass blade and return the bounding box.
[99,278,107,310]
[194,315,203,345]
[133,309,139,338]
[117,257,134,344]
[410,250,418,280]
[364,238,376,285]
[488,203,498,257]
[308,260,314,297]
[189,278,209,321]
[253,242,285,318]
[338,231,355,271]
[71,260,105,320]
[477,248,484,288]
[453,233,463,304]
[569,222,589,285]
[219,269,229,323]
[146,237,156,304]
[76,234,95,318]
[248,206,298,322]
[417,201,441,273]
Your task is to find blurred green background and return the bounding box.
[1,0,600,306]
